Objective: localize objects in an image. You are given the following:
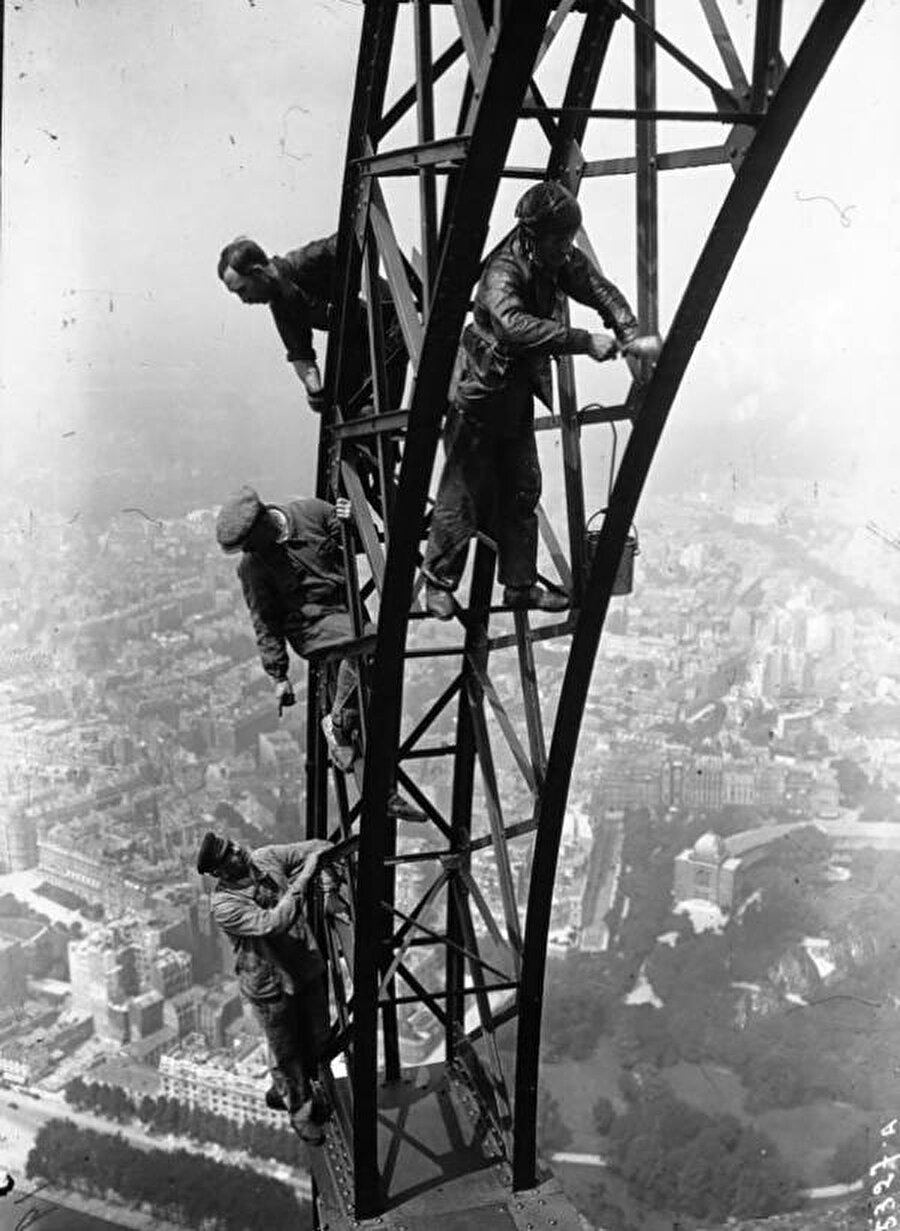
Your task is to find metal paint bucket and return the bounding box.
[585,511,639,596]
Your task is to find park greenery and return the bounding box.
[64,1076,299,1165]
[26,1118,309,1230]
[535,804,900,1221]
[603,1085,801,1223]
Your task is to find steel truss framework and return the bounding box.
[301,1,865,1223]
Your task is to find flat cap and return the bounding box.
[196,830,229,876]
[216,485,264,552]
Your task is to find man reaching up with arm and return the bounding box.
[197,830,334,1143]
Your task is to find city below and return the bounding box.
[0,473,897,1230]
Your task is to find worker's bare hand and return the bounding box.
[317,866,340,895]
[335,497,352,522]
[291,852,320,896]
[307,389,328,415]
[294,359,322,392]
[276,678,296,716]
[586,333,619,363]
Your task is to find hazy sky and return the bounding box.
[1,0,898,523]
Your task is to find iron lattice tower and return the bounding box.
[301,2,865,1226]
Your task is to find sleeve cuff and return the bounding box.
[566,328,595,354]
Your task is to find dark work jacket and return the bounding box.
[237,498,348,680]
[210,843,326,1003]
[268,235,400,385]
[269,235,341,364]
[453,231,638,433]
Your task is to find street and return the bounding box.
[0,1086,311,1201]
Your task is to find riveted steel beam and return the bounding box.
[353,9,555,1216]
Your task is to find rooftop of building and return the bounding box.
[89,1057,163,1097]
[0,917,47,943]
[123,1023,179,1062]
[162,1034,267,1077]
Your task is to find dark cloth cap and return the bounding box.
[197,830,229,875]
[515,181,582,236]
[216,486,265,551]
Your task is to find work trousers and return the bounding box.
[253,975,330,1115]
[298,610,362,737]
[423,409,542,591]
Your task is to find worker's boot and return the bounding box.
[309,1082,331,1126]
[321,714,357,773]
[425,584,456,621]
[503,584,568,613]
[291,1099,326,1145]
[264,1084,287,1112]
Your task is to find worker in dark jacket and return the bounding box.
[423,182,644,619]
[216,485,421,820]
[197,831,332,1142]
[217,233,406,418]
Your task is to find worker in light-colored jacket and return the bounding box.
[197,831,332,1142]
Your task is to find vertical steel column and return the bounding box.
[324,9,398,1217]
[414,0,438,311]
[317,2,398,502]
[751,0,784,112]
[635,0,659,336]
[548,7,620,604]
[555,356,587,604]
[305,671,328,841]
[355,8,554,1217]
[446,541,495,1061]
[512,0,866,1193]
[380,843,401,1082]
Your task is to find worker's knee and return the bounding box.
[513,469,541,517]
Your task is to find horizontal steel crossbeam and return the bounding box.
[355,134,470,176]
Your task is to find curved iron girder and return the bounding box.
[512,0,866,1192]
[315,0,399,506]
[352,5,555,1217]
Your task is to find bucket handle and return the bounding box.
[586,509,639,551]
[585,418,639,549]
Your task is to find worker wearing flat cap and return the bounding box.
[423,181,652,619]
[197,830,333,1142]
[216,485,422,821]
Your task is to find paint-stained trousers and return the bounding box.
[296,610,363,740]
[252,975,329,1116]
[423,403,542,591]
